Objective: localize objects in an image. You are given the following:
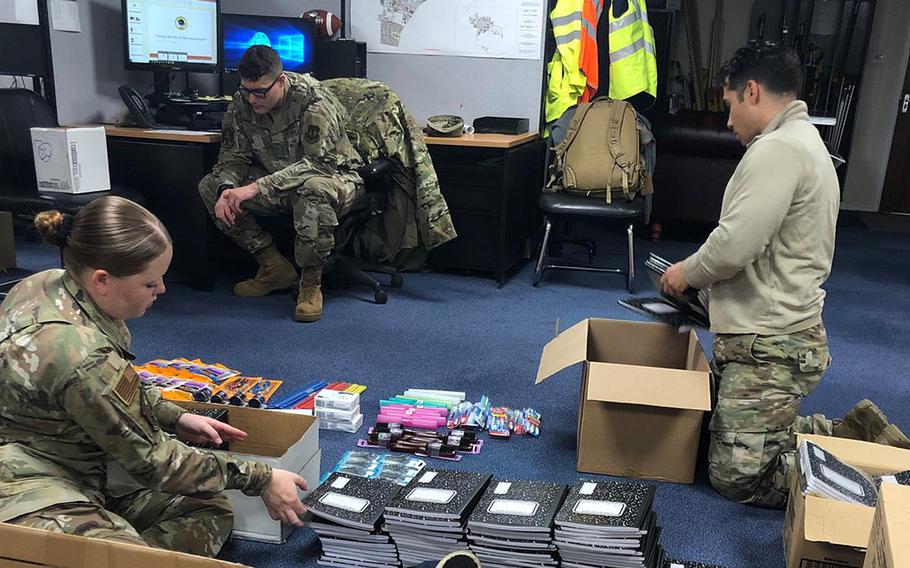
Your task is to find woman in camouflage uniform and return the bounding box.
[0,197,307,556]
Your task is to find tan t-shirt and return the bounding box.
[682,100,840,335]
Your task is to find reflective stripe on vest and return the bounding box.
[607,0,658,101]
[545,0,602,124]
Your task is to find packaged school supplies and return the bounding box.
[359,422,482,461]
[448,398,541,438]
[141,358,240,383]
[323,450,426,486]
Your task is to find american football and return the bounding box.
[301,10,342,38]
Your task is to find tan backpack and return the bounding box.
[549,97,653,203]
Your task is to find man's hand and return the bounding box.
[660,261,690,298]
[176,413,248,446]
[260,469,308,526]
[214,183,259,226]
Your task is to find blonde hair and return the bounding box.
[34,196,172,277]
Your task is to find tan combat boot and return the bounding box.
[233,244,297,297]
[833,399,910,449]
[295,266,323,322]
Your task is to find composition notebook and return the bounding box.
[385,469,492,521]
[798,439,878,507]
[555,479,656,533]
[304,472,402,531]
[619,253,709,330]
[467,479,568,532]
[665,560,729,568]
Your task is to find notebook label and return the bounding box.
[494,482,512,495]
[331,476,351,489]
[320,492,369,513]
[579,482,597,495]
[418,471,438,483]
[407,487,456,504]
[573,499,626,517]
[488,499,539,516]
[821,464,864,496]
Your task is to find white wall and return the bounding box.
[841,0,910,211]
[50,0,146,125]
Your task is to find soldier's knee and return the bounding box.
[198,175,219,207]
[708,465,759,503]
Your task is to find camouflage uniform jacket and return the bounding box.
[324,78,457,265]
[211,71,363,199]
[0,270,271,523]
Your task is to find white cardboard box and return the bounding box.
[177,402,321,544]
[30,126,111,194]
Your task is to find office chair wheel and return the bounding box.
[374,289,388,304]
[390,274,403,288]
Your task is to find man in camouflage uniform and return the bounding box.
[198,45,364,322]
[661,44,909,508]
[0,269,306,555]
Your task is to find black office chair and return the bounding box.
[327,159,403,304]
[531,134,651,293]
[0,88,144,217]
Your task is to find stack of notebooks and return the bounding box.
[465,479,567,567]
[303,472,403,568]
[383,469,491,566]
[798,439,878,507]
[878,469,910,487]
[618,253,710,330]
[554,479,662,568]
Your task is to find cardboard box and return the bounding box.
[535,318,712,483]
[0,523,250,567]
[0,211,15,270]
[784,434,910,568]
[176,402,320,543]
[30,126,111,194]
[863,483,910,568]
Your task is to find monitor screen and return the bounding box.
[221,14,316,75]
[123,0,220,72]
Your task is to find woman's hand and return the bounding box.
[175,413,248,446]
[260,468,309,526]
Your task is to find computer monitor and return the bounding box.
[221,14,316,75]
[123,0,220,74]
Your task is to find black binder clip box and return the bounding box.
[473,116,529,135]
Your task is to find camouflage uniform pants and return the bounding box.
[708,323,833,509]
[198,170,364,268]
[10,490,233,557]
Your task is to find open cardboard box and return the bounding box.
[863,482,910,568]
[0,523,250,567]
[176,402,320,543]
[535,318,712,483]
[784,434,910,568]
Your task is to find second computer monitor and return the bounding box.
[222,14,316,75]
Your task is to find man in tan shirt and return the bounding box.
[661,44,909,508]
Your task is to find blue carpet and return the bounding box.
[9,223,910,568]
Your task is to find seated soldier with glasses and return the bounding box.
[198,45,364,322]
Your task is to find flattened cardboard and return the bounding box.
[0,523,249,567]
[784,434,910,568]
[863,483,910,568]
[535,318,712,483]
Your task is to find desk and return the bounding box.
[103,128,542,290]
[104,126,221,290]
[425,132,544,286]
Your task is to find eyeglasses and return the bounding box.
[237,75,282,99]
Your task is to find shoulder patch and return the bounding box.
[222,125,235,149]
[113,366,140,406]
[305,124,321,145]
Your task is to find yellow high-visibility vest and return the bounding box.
[608,0,657,101]
[545,0,602,124]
